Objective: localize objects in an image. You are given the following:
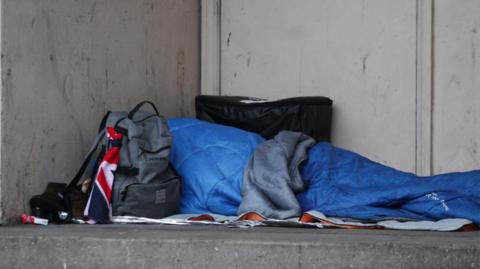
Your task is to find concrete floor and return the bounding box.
[0,224,478,268]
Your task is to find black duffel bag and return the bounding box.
[196,95,332,141]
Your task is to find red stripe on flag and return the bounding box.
[96,168,112,201]
[102,147,121,164]
[107,127,123,140]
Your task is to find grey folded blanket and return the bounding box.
[237,131,316,219]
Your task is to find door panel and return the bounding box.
[432,0,480,173]
[220,0,417,171]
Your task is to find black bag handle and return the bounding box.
[127,101,159,119]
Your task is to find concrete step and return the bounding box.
[0,224,478,269]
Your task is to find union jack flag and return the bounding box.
[84,127,123,223]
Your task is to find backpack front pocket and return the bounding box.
[118,177,180,219]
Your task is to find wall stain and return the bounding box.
[15,171,23,213]
[466,107,474,116]
[143,1,155,12]
[62,76,72,105]
[43,8,65,104]
[20,133,37,213]
[145,57,149,81]
[227,32,232,47]
[469,139,478,164]
[69,114,86,155]
[448,75,461,88]
[362,53,369,73]
[89,2,97,23]
[31,18,36,28]
[105,69,109,90]
[3,67,13,117]
[151,63,156,80]
[472,25,477,75]
[298,48,304,94]
[371,88,378,116]
[176,48,186,116]
[85,56,95,106]
[61,74,85,155]
[247,54,251,68]
[361,0,366,23]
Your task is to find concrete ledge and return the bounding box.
[0,224,479,268]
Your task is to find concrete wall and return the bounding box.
[220,0,418,172]
[0,0,200,223]
[212,0,480,174]
[433,0,480,173]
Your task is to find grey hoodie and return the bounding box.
[238,131,315,219]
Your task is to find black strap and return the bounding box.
[113,117,128,137]
[66,110,111,192]
[64,129,105,193]
[116,166,139,176]
[140,145,171,154]
[114,126,128,136]
[127,101,159,119]
[98,111,111,133]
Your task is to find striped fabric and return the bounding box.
[84,127,123,224]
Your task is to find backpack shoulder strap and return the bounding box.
[65,110,112,192]
[98,111,111,133]
[64,128,106,193]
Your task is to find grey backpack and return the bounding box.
[65,101,180,220]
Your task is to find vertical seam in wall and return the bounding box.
[430,0,435,175]
[415,0,419,174]
[415,0,434,176]
[0,0,3,223]
[218,0,222,96]
[200,0,205,95]
[201,0,221,96]
[198,0,202,97]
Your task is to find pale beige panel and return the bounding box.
[221,0,417,171]
[433,0,480,173]
[201,0,221,95]
[0,0,200,223]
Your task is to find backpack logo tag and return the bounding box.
[155,189,166,204]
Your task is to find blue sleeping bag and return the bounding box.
[167,118,264,215]
[168,118,480,223]
[298,143,480,223]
